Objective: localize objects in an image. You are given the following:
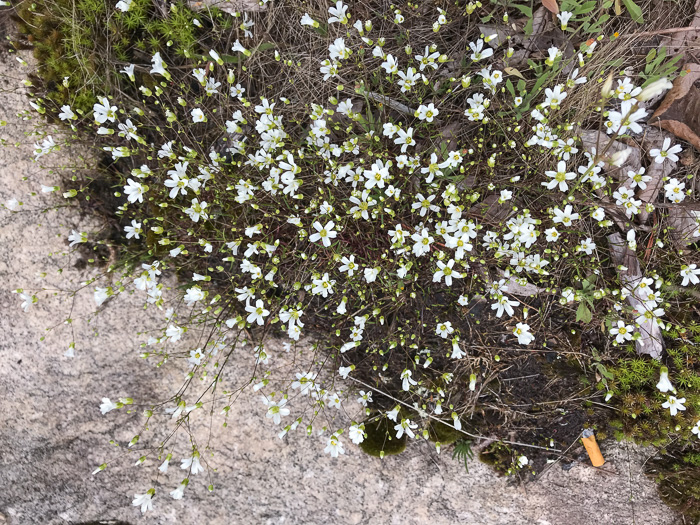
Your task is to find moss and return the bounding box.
[359,418,407,459]
[427,420,462,446]
[478,441,514,476]
[12,0,219,114]
[647,449,700,522]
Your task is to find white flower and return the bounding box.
[124,219,142,240]
[415,103,439,122]
[93,97,117,123]
[180,453,204,475]
[191,108,206,123]
[637,78,673,101]
[543,161,576,192]
[662,396,686,417]
[170,480,188,500]
[100,397,118,414]
[328,1,349,24]
[542,85,567,109]
[364,267,380,283]
[300,13,319,27]
[324,433,345,457]
[188,348,203,366]
[339,255,358,276]
[94,287,110,306]
[610,320,634,344]
[557,11,572,29]
[123,178,147,204]
[310,220,337,247]
[311,273,335,297]
[545,227,560,242]
[680,264,700,286]
[159,455,171,473]
[184,198,209,223]
[491,294,519,318]
[349,424,365,444]
[150,52,169,78]
[578,237,596,255]
[132,490,155,514]
[664,178,686,203]
[67,230,87,247]
[433,259,462,286]
[58,105,75,121]
[265,398,290,425]
[451,337,466,359]
[436,321,454,339]
[394,418,418,439]
[606,100,647,135]
[513,323,535,345]
[692,421,700,437]
[469,39,493,61]
[650,138,682,164]
[656,366,676,393]
[245,299,270,326]
[357,390,372,406]
[183,286,205,305]
[401,369,417,391]
[394,127,415,153]
[120,64,135,81]
[552,205,579,227]
[115,0,132,11]
[387,406,400,422]
[339,366,353,379]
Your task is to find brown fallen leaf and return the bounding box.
[504,67,526,80]
[580,130,642,178]
[542,0,559,14]
[607,233,664,359]
[650,63,700,152]
[468,194,516,225]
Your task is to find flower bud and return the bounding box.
[637,78,673,101]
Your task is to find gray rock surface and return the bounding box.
[0,51,679,525]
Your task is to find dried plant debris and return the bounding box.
[608,233,664,359]
[651,63,700,152]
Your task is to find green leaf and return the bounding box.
[509,3,533,17]
[574,1,597,14]
[621,0,644,23]
[576,303,593,324]
[505,79,515,97]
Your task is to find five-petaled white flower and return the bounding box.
[610,320,634,344]
[310,220,337,247]
[649,137,682,164]
[543,161,576,192]
[324,433,345,457]
[264,397,290,425]
[433,259,462,286]
[436,320,454,339]
[662,396,686,417]
[680,264,700,286]
[513,323,535,345]
[245,299,270,326]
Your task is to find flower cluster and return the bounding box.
[16,0,700,513]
